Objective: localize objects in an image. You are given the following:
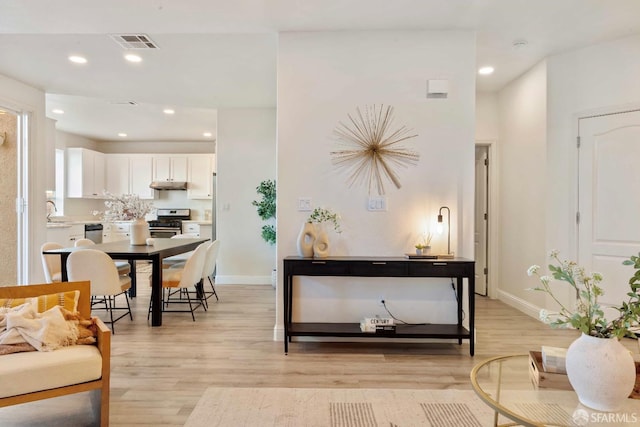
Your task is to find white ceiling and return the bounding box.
[1,0,639,142]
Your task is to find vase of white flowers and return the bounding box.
[527,251,640,411]
[103,192,154,245]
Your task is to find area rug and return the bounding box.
[184,387,496,427]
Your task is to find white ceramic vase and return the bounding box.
[296,222,316,257]
[313,226,330,258]
[130,218,150,245]
[565,333,635,412]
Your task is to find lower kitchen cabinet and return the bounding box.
[103,222,130,243]
[46,224,85,247]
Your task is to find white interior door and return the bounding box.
[475,146,489,296]
[578,110,640,306]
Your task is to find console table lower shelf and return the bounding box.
[288,322,471,339]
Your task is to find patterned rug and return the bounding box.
[185,387,496,427]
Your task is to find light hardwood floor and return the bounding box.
[1,271,637,426]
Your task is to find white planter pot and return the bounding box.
[130,218,150,246]
[565,333,635,412]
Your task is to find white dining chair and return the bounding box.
[202,240,220,305]
[149,241,208,322]
[40,242,63,283]
[74,238,132,276]
[162,234,199,267]
[67,248,133,333]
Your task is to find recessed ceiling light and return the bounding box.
[118,133,127,138]
[203,132,212,138]
[478,66,495,75]
[52,109,64,115]
[68,55,88,64]
[124,53,142,63]
[163,108,175,115]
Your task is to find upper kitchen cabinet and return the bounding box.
[66,148,105,198]
[153,155,188,182]
[104,154,154,199]
[105,154,129,195]
[187,154,215,199]
[130,155,154,199]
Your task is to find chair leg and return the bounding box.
[208,276,219,301]
[107,296,115,335]
[124,292,133,320]
[185,289,196,322]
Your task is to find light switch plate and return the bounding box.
[367,196,387,211]
[298,197,312,211]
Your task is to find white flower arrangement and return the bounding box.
[102,192,154,222]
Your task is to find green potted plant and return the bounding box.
[251,180,276,245]
[527,251,640,411]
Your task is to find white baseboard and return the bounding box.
[215,275,272,285]
[497,289,541,320]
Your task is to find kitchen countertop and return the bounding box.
[182,220,212,225]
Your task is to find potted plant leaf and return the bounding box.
[252,179,276,245]
[252,179,276,286]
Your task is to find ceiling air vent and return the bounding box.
[110,34,159,50]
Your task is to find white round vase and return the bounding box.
[130,218,150,246]
[565,333,635,412]
[296,222,316,257]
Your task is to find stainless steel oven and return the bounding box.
[147,208,190,238]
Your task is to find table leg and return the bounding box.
[60,253,70,282]
[150,255,162,326]
[129,260,137,297]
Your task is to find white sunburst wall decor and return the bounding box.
[330,104,419,196]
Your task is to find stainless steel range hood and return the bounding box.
[149,181,188,190]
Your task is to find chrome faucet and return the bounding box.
[46,200,57,222]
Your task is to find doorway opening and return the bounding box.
[475,142,495,297]
[0,105,30,284]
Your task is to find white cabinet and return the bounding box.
[105,155,130,195]
[46,224,85,247]
[187,154,215,199]
[199,224,213,240]
[153,156,188,182]
[130,155,154,199]
[103,222,130,243]
[182,222,213,240]
[104,154,154,199]
[67,148,106,198]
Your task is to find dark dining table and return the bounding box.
[43,237,209,326]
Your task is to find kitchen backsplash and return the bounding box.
[61,190,214,221]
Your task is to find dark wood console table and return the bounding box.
[283,256,475,355]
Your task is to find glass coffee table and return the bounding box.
[470,354,640,427]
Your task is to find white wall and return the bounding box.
[496,61,547,314]
[476,92,499,141]
[497,34,640,318]
[276,31,476,335]
[216,108,276,284]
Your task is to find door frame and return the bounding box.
[574,103,640,261]
[0,101,31,284]
[475,140,498,298]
